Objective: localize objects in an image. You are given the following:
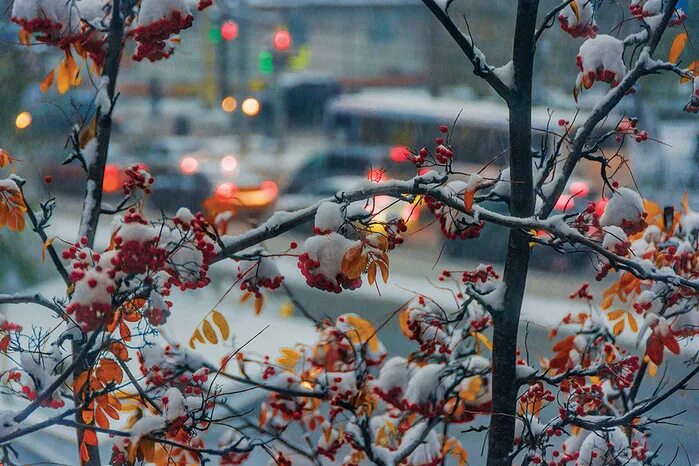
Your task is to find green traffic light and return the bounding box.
[258,51,274,75]
[208,26,222,43]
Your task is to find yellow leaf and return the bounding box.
[211,310,230,341]
[240,290,252,304]
[669,32,687,64]
[39,69,54,92]
[343,314,379,353]
[613,319,625,336]
[458,376,482,402]
[607,309,626,320]
[277,348,301,369]
[474,332,493,351]
[279,302,294,318]
[41,236,55,262]
[570,0,580,20]
[202,320,218,344]
[681,61,699,83]
[79,117,97,149]
[189,329,205,349]
[648,360,657,377]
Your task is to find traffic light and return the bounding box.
[221,21,238,41]
[258,50,274,75]
[208,26,222,43]
[273,29,292,52]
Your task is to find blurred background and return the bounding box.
[0,0,698,287]
[2,2,699,462]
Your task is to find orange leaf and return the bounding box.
[607,309,625,320]
[80,442,90,462]
[97,359,123,384]
[627,314,638,333]
[83,429,98,446]
[669,32,687,64]
[95,407,110,429]
[463,189,475,212]
[39,69,54,92]
[254,295,264,315]
[82,409,94,424]
[110,341,129,361]
[613,319,625,336]
[342,244,367,280]
[343,314,379,353]
[367,261,377,285]
[377,260,389,283]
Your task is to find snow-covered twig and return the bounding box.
[0,293,63,316]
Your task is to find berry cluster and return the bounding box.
[411,125,454,167]
[122,164,155,196]
[129,10,194,62]
[615,118,649,143]
[237,257,284,298]
[558,13,598,38]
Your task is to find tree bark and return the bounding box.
[487,1,538,465]
[74,2,124,465]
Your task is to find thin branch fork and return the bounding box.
[420,0,512,102]
[538,0,680,218]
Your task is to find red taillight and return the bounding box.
[555,194,575,211]
[368,168,386,183]
[260,180,278,198]
[215,183,237,199]
[180,156,199,175]
[103,164,120,193]
[389,146,410,163]
[570,181,590,197]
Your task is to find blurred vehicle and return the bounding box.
[282,145,416,194]
[326,88,628,191]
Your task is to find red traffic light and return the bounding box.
[273,29,292,51]
[221,21,239,41]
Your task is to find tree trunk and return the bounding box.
[74,2,124,465]
[487,1,538,465]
